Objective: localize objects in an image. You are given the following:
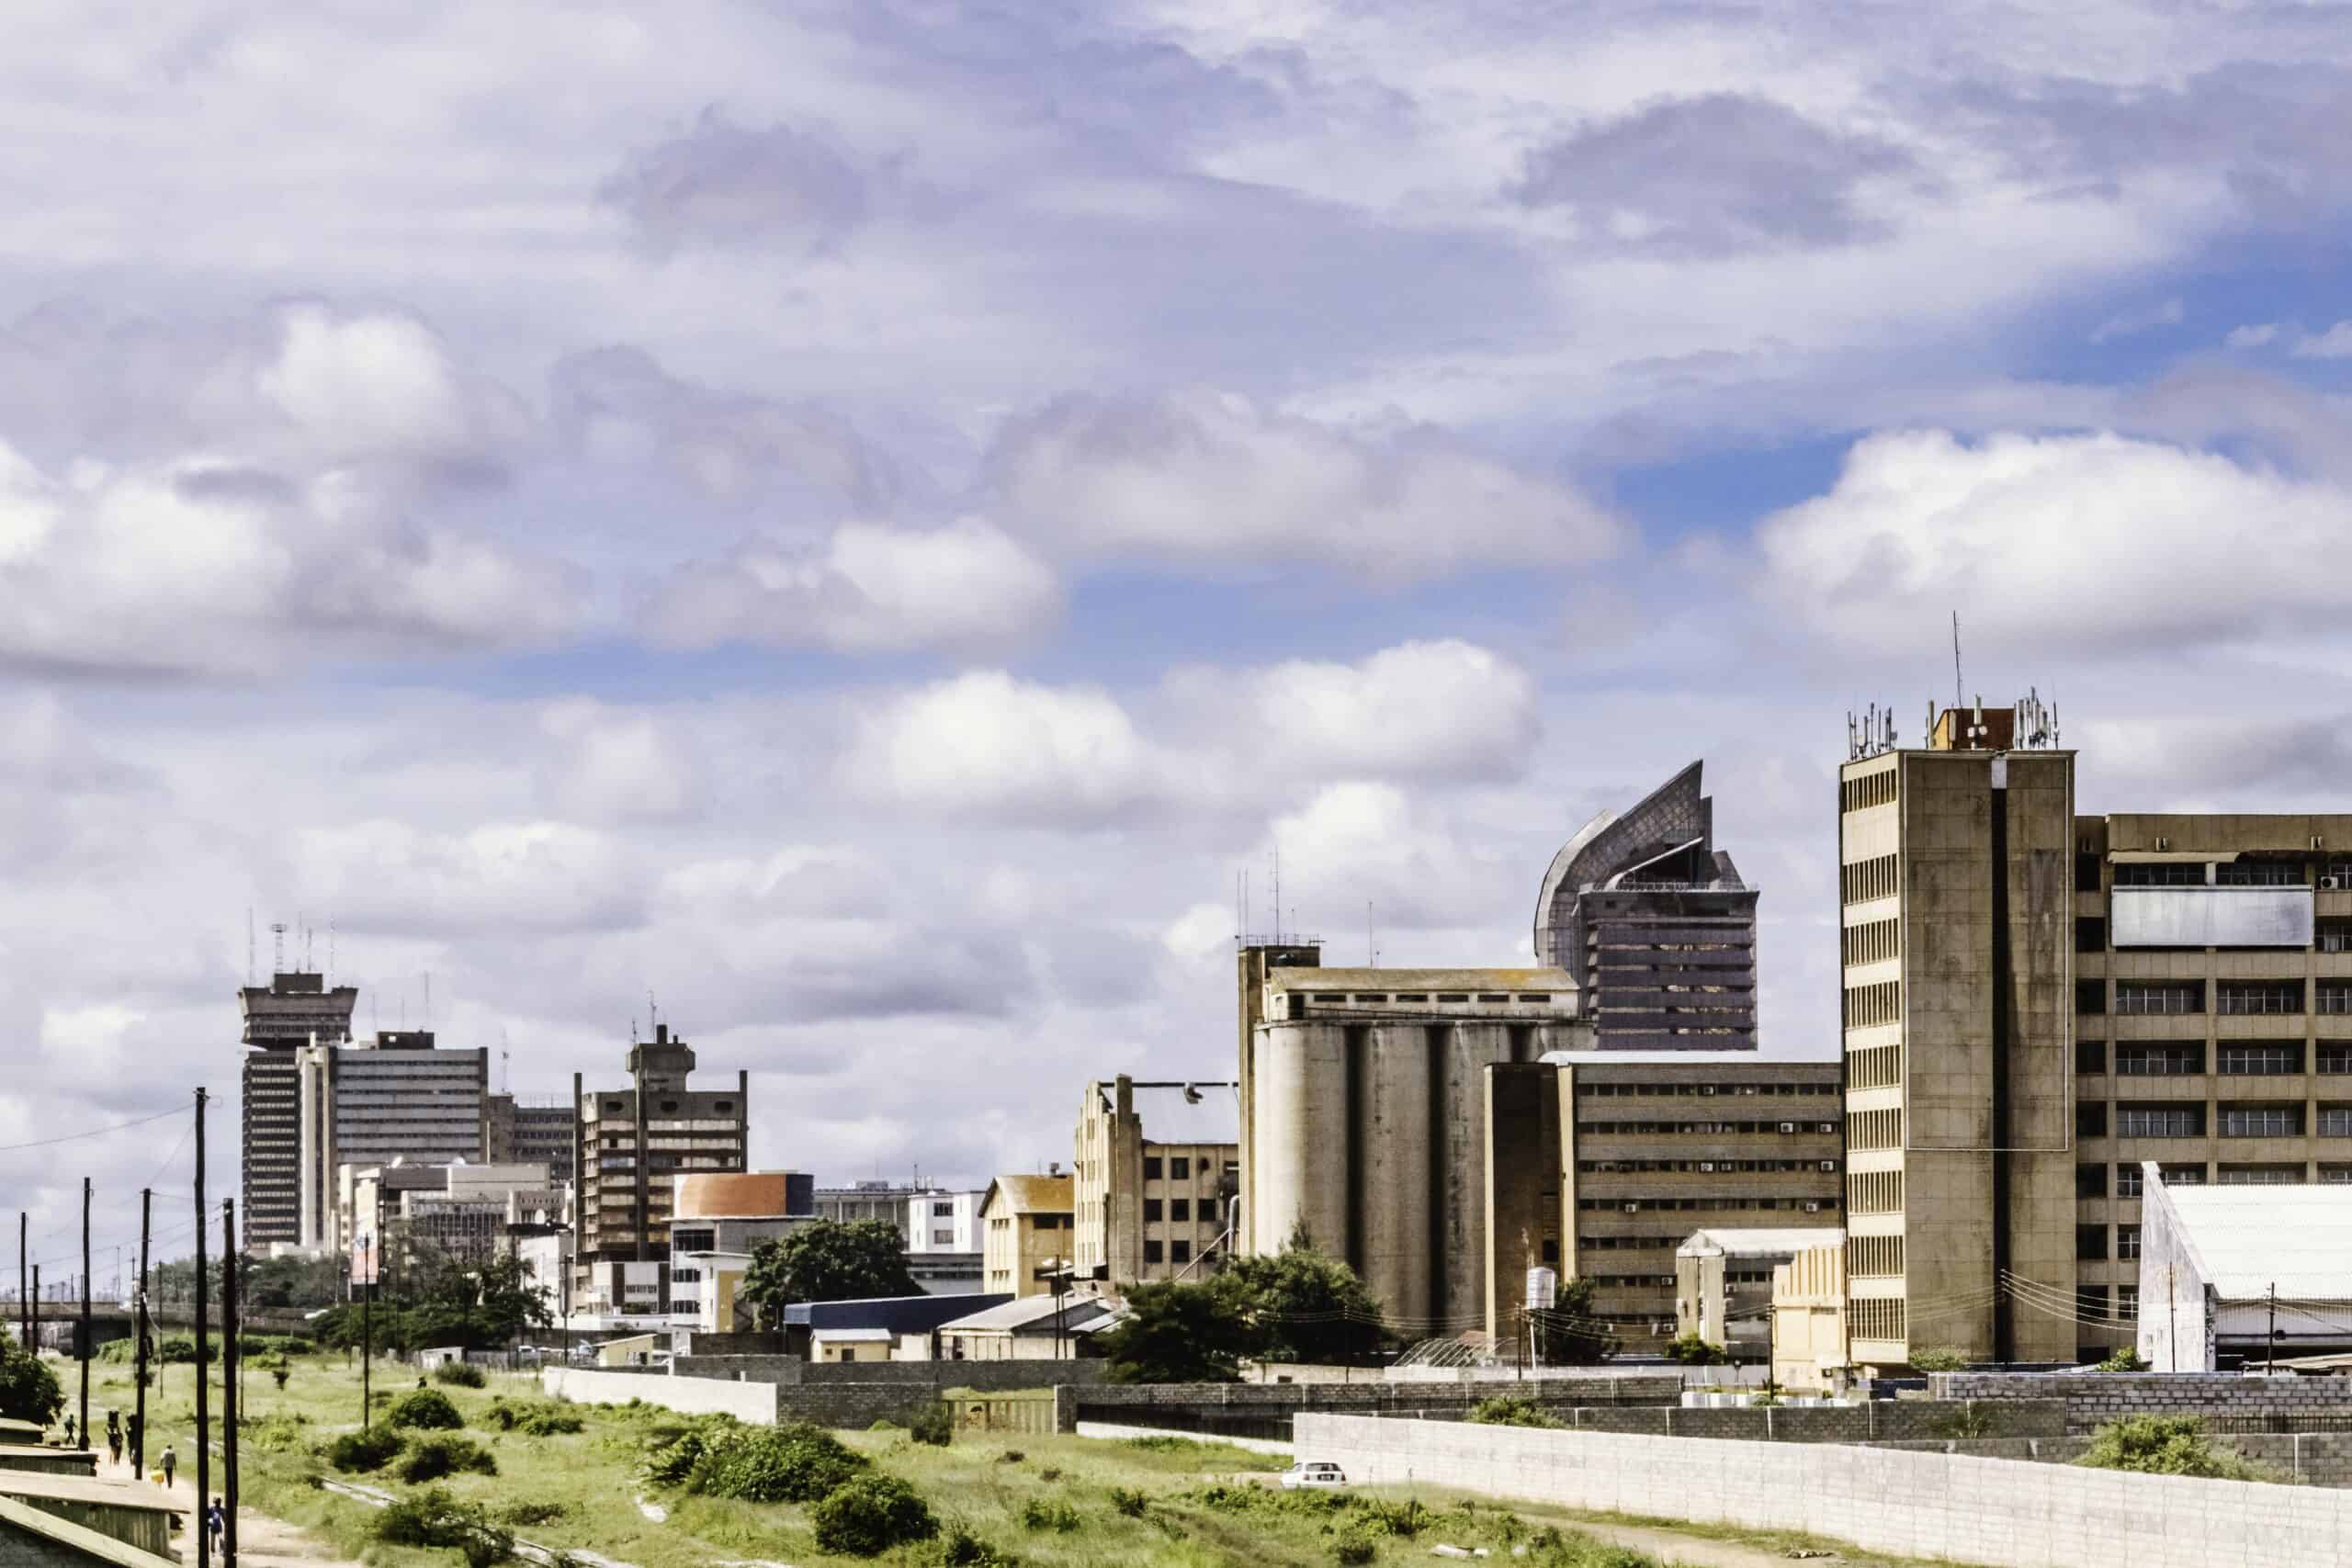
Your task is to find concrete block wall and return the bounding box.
[673,1356,1108,1391]
[1057,1375,1680,1438]
[1873,1431,2352,1488]
[1934,1372,2352,1432]
[542,1367,781,1424]
[1295,1413,2352,1568]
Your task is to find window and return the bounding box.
[2117,1043,2203,1076]
[2162,1163,2205,1186]
[2219,981,2303,1016]
[1143,1156,1163,1180]
[2075,852,2104,892]
[2324,1167,2352,1186]
[1843,919,1899,967]
[1846,1108,1904,1149]
[2077,1103,2108,1138]
[2219,1105,2301,1138]
[2076,1040,2107,1075]
[2076,1165,2108,1199]
[2076,1224,2108,1260]
[1170,1199,1191,1222]
[2077,1284,2110,1321]
[2219,1165,2304,1185]
[1841,770,1897,813]
[2324,1045,2352,1074]
[2320,920,2352,953]
[2117,1225,2141,1259]
[2116,1164,2144,1199]
[1849,1297,1906,1343]
[2217,860,2303,886]
[1170,1240,1191,1264]
[1848,1235,1904,1276]
[2219,1043,2301,1075]
[1842,854,1897,906]
[1848,1170,1904,1213]
[2075,917,2108,953]
[2117,981,2203,1015]
[1143,1200,1162,1223]
[933,1201,954,1216]
[1200,1197,1220,1223]
[2115,863,2206,886]
[1849,1043,1901,1089]
[933,1229,955,1245]
[1843,981,1902,1030]
[1541,1238,1560,1264]
[2119,1286,2140,1318]
[2117,1105,2202,1138]
[1143,1241,1162,1265]
[1170,1156,1190,1180]
[2325,984,2352,1016]
[2323,1107,2352,1137]
[2076,978,2107,1016]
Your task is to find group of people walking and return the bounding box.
[57,1408,216,1550]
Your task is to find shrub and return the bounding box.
[324,1427,405,1473]
[248,1415,309,1454]
[1330,1534,1376,1566]
[923,1524,1020,1566]
[908,1401,955,1447]
[398,1434,500,1483]
[1665,1331,1729,1366]
[1109,1485,1149,1518]
[997,1450,1025,1464]
[270,1364,291,1391]
[2095,1347,2151,1373]
[387,1388,464,1430]
[2075,1416,2283,1481]
[434,1362,488,1388]
[500,1500,567,1527]
[1467,1395,1563,1429]
[1358,1497,1431,1538]
[487,1400,582,1436]
[810,1475,939,1557]
[0,1342,62,1426]
[1928,1405,1996,1440]
[1018,1497,1080,1533]
[682,1423,866,1503]
[155,1337,213,1365]
[374,1488,514,1568]
[1907,1347,1970,1373]
[1035,1466,1061,1482]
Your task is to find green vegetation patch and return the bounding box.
[1468,1394,1566,1428]
[2075,1415,2286,1481]
[810,1474,939,1557]
[397,1432,500,1483]
[387,1387,466,1430]
[433,1361,489,1388]
[323,1425,405,1474]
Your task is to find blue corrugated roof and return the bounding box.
[783,1292,1011,1335]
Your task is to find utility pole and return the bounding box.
[2167,1263,2177,1372]
[2267,1281,2278,1375]
[194,1087,209,1568]
[222,1200,239,1568]
[16,1212,24,1350]
[79,1178,90,1450]
[360,1235,372,1431]
[28,1266,37,1362]
[134,1190,151,1478]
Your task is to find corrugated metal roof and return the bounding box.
[938,1293,1120,1334]
[1676,1226,1843,1258]
[1132,1083,1239,1148]
[2158,1179,2352,1300]
[785,1292,1011,1334]
[984,1174,1072,1215]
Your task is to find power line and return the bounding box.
[0,1106,180,1154]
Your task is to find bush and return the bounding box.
[1109,1485,1149,1518]
[1358,1498,1430,1538]
[1907,1347,1970,1373]
[398,1434,499,1483]
[324,1426,406,1473]
[487,1400,582,1436]
[499,1500,567,1527]
[997,1450,1025,1464]
[2094,1347,2151,1372]
[374,1488,514,1567]
[2075,1416,2283,1481]
[1330,1534,1376,1566]
[387,1388,465,1430]
[434,1362,488,1389]
[1018,1497,1080,1533]
[669,1423,866,1503]
[156,1337,213,1365]
[0,1342,62,1426]
[1467,1395,1564,1429]
[922,1524,1020,1566]
[908,1401,955,1447]
[1666,1332,1729,1366]
[811,1475,939,1557]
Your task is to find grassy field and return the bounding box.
[48,1350,1973,1567]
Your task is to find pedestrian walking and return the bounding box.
[125,1412,141,1461]
[206,1497,225,1556]
[160,1444,175,1488]
[106,1410,121,1466]
[61,1413,74,1449]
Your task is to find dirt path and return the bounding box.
[92,1447,364,1568]
[1573,1519,1831,1567]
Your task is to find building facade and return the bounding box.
[2136,1164,2352,1371]
[487,1094,577,1182]
[1239,955,1589,1328]
[979,1174,1073,1297]
[572,1024,749,1314]
[1674,1225,1842,1358]
[1485,1055,1843,1356]
[1771,1239,1850,1391]
[1073,1077,1238,1285]
[297,1031,489,1250]
[240,969,358,1250]
[1532,761,1761,1050]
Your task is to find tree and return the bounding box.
[2075,1416,2278,1480]
[243,1252,347,1310]
[0,1339,62,1427]
[1098,1280,1255,1383]
[1531,1275,1615,1366]
[741,1221,918,1328]
[1217,1235,1384,1365]
[1666,1332,1728,1366]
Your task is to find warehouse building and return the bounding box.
[2136,1164,2352,1371]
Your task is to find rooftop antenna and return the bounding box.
[327,920,335,987]
[423,971,431,1031]
[648,988,658,1032]
[271,921,287,974]
[1951,611,1963,718]
[1367,899,1376,967]
[1272,845,1282,944]
[245,908,254,986]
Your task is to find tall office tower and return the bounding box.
[486,1093,577,1182]
[1532,762,1762,1050]
[240,968,359,1250]
[296,1031,490,1250]
[1837,699,2078,1366]
[572,1022,749,1315]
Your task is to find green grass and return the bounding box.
[54,1352,1982,1567]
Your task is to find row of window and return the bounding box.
[1850,1298,1905,1342]
[1849,1043,1902,1089]
[2109,860,2352,888]
[2074,1104,2342,1138]
[1843,919,1899,968]
[1140,1197,1222,1223]
[1574,1195,1833,1213]
[1578,1120,1839,1136]
[1140,1240,1193,1265]
[1577,1081,1831,1098]
[2083,1163,2352,1196]
[1843,854,1898,906]
[1849,1109,1904,1150]
[1849,1169,1904,1213]
[1844,981,1902,1030]
[1841,770,1897,814]
[1140,1155,1220,1182]
[2076,1042,2342,1076]
[1578,1158,1838,1175]
[1589,1274,1676,1288]
[1849,1235,1904,1277]
[1303,991,1554,1005]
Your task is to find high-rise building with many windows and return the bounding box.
[240,969,358,1250]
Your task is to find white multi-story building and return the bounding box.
[298,1031,488,1250]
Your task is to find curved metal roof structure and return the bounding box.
[1532,760,1713,969]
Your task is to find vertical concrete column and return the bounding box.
[1355,1024,1434,1324]
[1438,1023,1516,1329]
[1252,1022,1350,1256]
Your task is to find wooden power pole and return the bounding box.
[79,1177,90,1451]
[134,1189,151,1477]
[222,1199,239,1568]
[194,1088,209,1568]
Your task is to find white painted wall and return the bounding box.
[541,1367,779,1424]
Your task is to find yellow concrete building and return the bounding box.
[979,1173,1074,1297]
[1771,1239,1849,1391]
[1073,1076,1238,1284]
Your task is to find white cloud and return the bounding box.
[536,700,697,823]
[2226,322,2281,348]
[290,820,645,934]
[2292,321,2352,359]
[1757,429,2352,655]
[1268,782,1510,932]
[2088,297,2183,344]
[643,518,1059,654]
[989,389,1624,580]
[1173,638,1541,783]
[841,671,1175,823]
[257,305,508,463]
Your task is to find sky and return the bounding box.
[11,0,2352,1279]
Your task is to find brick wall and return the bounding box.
[1934,1372,2352,1433]
[1295,1413,2352,1568]
[1874,1431,2352,1488]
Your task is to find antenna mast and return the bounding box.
[1951,611,1963,717]
[271,921,287,974]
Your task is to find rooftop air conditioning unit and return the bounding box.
[2325,877,2342,891]
[1779,1122,1796,1134]
[1623,1202,1640,1214]
[1819,1160,1838,1172]
[1804,1201,1823,1213]
[2155,836,2170,851]
[1699,1162,1715,1172]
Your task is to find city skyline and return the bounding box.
[12,1,2352,1258]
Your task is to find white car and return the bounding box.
[1280,1461,1348,1490]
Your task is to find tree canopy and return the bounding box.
[1097,1279,1256,1383]
[1218,1238,1384,1364]
[0,1339,62,1426]
[741,1220,919,1327]
[313,1246,552,1353]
